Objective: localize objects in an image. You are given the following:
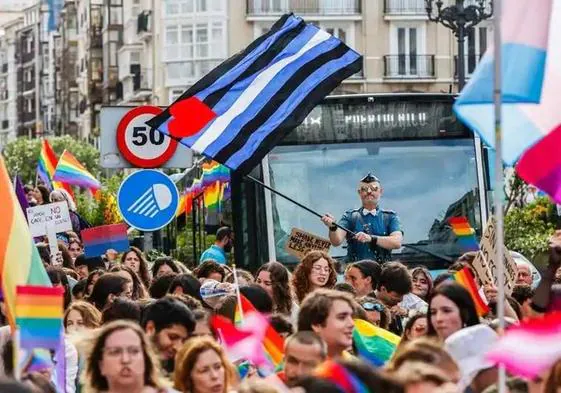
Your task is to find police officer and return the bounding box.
[321,173,403,263]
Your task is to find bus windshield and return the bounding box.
[267,138,481,265]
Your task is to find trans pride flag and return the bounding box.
[454,0,561,202]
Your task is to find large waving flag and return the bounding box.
[53,150,101,191]
[353,319,400,367]
[0,157,51,329]
[37,139,75,199]
[486,312,561,379]
[454,0,561,202]
[148,14,362,174]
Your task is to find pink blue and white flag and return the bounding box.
[486,312,561,379]
[454,0,561,202]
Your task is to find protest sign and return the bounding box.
[285,228,331,260]
[472,217,517,295]
[27,202,72,265]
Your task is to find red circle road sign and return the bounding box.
[116,106,178,168]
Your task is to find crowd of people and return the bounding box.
[0,219,561,393]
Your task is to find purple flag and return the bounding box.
[13,175,29,220]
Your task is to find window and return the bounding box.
[464,26,489,75]
[195,24,208,57]
[398,27,417,75]
[169,88,186,103]
[389,23,426,77]
[166,1,180,15]
[130,51,140,64]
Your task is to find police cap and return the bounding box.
[360,173,380,184]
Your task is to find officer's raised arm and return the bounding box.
[321,213,346,246]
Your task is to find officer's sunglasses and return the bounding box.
[361,302,384,312]
[359,186,380,193]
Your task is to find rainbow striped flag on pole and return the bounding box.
[0,157,51,329]
[452,267,490,317]
[37,139,75,198]
[53,150,100,191]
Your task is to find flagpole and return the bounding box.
[232,264,243,322]
[492,0,506,392]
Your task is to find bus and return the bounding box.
[226,93,491,271]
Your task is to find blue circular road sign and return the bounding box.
[117,170,179,232]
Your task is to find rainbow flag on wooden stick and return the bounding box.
[452,267,490,317]
[15,285,64,350]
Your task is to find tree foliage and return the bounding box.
[2,136,100,183]
[504,196,556,261]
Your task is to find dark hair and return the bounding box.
[110,265,148,300]
[56,242,74,269]
[72,278,88,299]
[2,338,14,377]
[506,296,523,321]
[46,266,71,309]
[378,262,412,295]
[298,289,355,331]
[401,312,427,344]
[285,331,327,358]
[333,282,356,295]
[74,254,105,271]
[270,313,294,336]
[121,246,151,288]
[85,269,105,296]
[150,273,178,299]
[215,295,237,323]
[512,284,534,305]
[151,257,180,278]
[410,266,434,299]
[426,282,480,337]
[348,260,382,290]
[35,185,50,204]
[240,284,273,314]
[168,273,202,301]
[36,243,51,265]
[87,273,129,311]
[101,298,142,324]
[216,226,232,242]
[167,293,203,311]
[194,260,226,281]
[255,262,292,314]
[433,272,453,288]
[141,296,196,334]
[358,296,389,329]
[0,380,33,393]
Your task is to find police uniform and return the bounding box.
[336,174,402,263]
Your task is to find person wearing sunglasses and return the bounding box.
[358,297,389,329]
[320,173,403,263]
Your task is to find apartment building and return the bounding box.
[0,17,24,147]
[101,0,123,105]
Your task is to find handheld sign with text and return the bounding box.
[285,228,331,260]
[472,217,517,295]
[27,202,72,265]
[81,223,129,258]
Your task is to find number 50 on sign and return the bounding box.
[116,106,178,168]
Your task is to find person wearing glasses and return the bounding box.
[292,251,338,304]
[321,173,403,263]
[358,297,389,329]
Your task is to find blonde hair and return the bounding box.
[392,361,452,386]
[386,337,459,376]
[174,336,238,393]
[64,301,102,330]
[84,320,164,393]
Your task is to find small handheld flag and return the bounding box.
[449,216,479,252]
[452,267,490,317]
[148,14,362,174]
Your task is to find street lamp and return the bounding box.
[425,0,493,90]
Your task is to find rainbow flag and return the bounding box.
[315,360,370,393]
[353,319,400,367]
[486,312,561,379]
[452,267,490,317]
[15,285,64,350]
[0,157,51,329]
[37,139,75,198]
[449,216,479,251]
[53,150,100,191]
[235,294,284,369]
[202,161,230,186]
[204,181,222,210]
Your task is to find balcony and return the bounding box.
[133,68,152,100]
[137,11,152,40]
[454,54,483,79]
[90,26,103,49]
[383,55,436,79]
[247,0,361,17]
[1,64,7,74]
[1,120,8,129]
[384,0,426,16]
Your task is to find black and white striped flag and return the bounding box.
[148,14,362,173]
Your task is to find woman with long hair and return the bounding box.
[34,185,50,206]
[121,247,151,289]
[410,266,433,301]
[291,251,337,304]
[174,336,238,393]
[151,257,181,280]
[427,282,480,340]
[84,320,169,393]
[110,265,149,300]
[64,301,102,334]
[344,260,381,297]
[87,273,130,311]
[85,270,105,297]
[255,262,293,315]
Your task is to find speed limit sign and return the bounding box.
[116,106,178,168]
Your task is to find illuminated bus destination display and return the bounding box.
[283,95,469,144]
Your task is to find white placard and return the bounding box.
[26,202,72,238]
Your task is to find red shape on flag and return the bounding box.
[168,97,217,138]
